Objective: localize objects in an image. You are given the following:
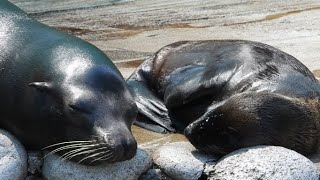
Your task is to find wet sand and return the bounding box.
[132,126,187,153]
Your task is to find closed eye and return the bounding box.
[69,104,91,114]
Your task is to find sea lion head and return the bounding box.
[184,92,320,156]
[184,100,242,156]
[28,44,138,165]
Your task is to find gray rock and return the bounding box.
[152,142,217,180]
[42,148,152,180]
[0,129,27,180]
[139,168,172,180]
[25,177,43,180]
[208,146,319,180]
[307,147,320,173]
[26,151,43,179]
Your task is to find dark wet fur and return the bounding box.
[127,40,320,155]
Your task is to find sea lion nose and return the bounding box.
[97,122,138,162]
[122,138,137,160]
[112,136,137,162]
[184,124,193,137]
[184,117,205,138]
[106,127,137,162]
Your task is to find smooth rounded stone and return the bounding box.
[0,129,28,180]
[42,148,152,180]
[152,142,217,180]
[208,146,319,180]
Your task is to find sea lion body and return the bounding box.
[0,1,137,165]
[127,40,320,155]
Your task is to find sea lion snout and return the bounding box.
[184,110,240,155]
[56,123,137,166]
[111,132,137,161]
[107,128,137,162]
[96,125,137,162]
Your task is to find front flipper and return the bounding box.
[127,58,175,133]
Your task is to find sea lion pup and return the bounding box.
[0,1,137,165]
[127,40,320,156]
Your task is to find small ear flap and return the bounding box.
[28,82,52,92]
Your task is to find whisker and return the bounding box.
[60,147,92,161]
[111,153,118,162]
[50,144,95,154]
[95,142,110,146]
[63,146,111,162]
[43,144,96,159]
[42,140,94,150]
[78,151,107,164]
[92,146,112,152]
[63,148,102,161]
[89,152,113,164]
[100,154,113,161]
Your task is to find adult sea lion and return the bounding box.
[0,1,137,165]
[127,40,320,156]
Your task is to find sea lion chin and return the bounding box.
[127,40,320,156]
[0,1,137,165]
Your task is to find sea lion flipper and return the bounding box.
[127,59,175,133]
[134,112,171,133]
[128,79,175,133]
